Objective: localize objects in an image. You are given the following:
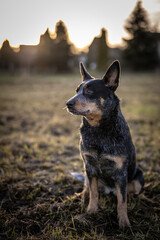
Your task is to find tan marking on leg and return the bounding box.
[101,154,125,169]
[127,180,142,195]
[116,185,130,228]
[87,177,98,213]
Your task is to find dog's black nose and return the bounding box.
[66,100,74,107]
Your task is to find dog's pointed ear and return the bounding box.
[80,62,94,81]
[103,60,120,91]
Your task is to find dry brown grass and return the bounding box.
[0,71,160,239]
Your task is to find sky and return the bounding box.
[0,0,160,49]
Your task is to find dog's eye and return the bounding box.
[85,89,93,95]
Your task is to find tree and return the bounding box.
[88,28,109,70]
[54,20,72,72]
[97,28,109,70]
[36,28,54,71]
[36,21,72,72]
[123,1,158,71]
[55,20,69,42]
[0,40,17,71]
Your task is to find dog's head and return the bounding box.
[66,61,120,126]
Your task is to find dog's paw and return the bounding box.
[87,204,98,214]
[118,214,130,229]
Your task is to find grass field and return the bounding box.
[0,71,160,239]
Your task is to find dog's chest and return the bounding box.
[81,149,119,187]
[80,127,125,186]
[82,149,119,171]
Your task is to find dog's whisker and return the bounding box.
[62,106,67,110]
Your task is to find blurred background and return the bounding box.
[0,1,160,239]
[0,0,160,73]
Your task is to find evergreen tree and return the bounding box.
[55,20,69,42]
[123,1,158,71]
[0,40,16,71]
[88,28,109,70]
[97,28,109,70]
[54,20,72,72]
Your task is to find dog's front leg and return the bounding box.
[87,177,98,213]
[81,173,89,203]
[116,181,130,228]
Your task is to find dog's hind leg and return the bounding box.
[127,167,145,195]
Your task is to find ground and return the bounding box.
[0,71,160,239]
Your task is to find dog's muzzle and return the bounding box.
[66,98,77,114]
[66,95,90,116]
[66,99,74,108]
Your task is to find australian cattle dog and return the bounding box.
[66,61,144,228]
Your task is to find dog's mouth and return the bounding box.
[67,106,90,116]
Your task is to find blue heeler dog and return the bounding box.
[66,61,144,228]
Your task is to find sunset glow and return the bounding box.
[0,0,159,49]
